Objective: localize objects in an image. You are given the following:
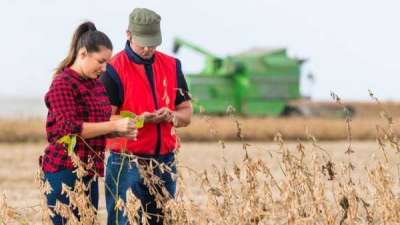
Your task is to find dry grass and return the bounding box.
[0,140,396,224]
[2,115,400,143]
[0,118,45,143]
[2,101,400,143]
[2,98,400,224]
[180,116,400,141]
[1,138,400,224]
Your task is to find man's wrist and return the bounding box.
[171,111,178,127]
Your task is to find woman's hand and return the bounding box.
[113,118,138,140]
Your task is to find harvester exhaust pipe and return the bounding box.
[172,39,181,54]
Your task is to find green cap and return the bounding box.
[128,8,162,47]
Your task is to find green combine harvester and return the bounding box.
[173,37,353,117]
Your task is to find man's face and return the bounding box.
[127,31,158,59]
[131,42,157,59]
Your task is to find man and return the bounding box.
[100,8,192,225]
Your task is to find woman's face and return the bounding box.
[79,46,112,79]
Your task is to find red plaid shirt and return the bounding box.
[40,68,112,176]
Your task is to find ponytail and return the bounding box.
[54,21,113,75]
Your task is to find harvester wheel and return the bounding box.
[281,106,303,117]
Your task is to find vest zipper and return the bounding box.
[144,64,161,157]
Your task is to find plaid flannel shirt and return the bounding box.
[40,68,112,176]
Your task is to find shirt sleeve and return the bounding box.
[175,59,192,106]
[46,77,83,140]
[99,64,123,107]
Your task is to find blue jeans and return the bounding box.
[105,152,176,225]
[44,169,99,225]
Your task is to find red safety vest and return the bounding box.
[106,50,178,156]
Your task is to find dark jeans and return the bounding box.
[105,152,176,225]
[44,169,99,225]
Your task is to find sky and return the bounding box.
[0,0,399,101]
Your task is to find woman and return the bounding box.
[40,21,136,224]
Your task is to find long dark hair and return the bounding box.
[54,21,113,75]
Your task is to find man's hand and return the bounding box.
[155,107,173,123]
[141,108,173,124]
[142,111,158,123]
